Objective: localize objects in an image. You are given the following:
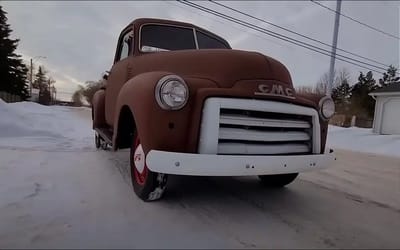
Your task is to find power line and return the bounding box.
[310,0,400,40]
[163,1,292,50]
[210,0,390,68]
[178,0,385,74]
[180,0,386,73]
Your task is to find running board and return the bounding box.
[95,127,113,145]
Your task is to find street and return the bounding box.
[0,107,399,249]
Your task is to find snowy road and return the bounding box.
[0,103,399,248]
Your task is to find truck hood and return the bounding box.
[131,49,294,89]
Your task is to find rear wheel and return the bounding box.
[258,173,298,187]
[130,132,168,201]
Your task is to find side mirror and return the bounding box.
[102,70,110,80]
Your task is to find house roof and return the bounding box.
[370,83,400,95]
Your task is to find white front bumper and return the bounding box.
[146,150,336,176]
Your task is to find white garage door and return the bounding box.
[381,97,400,135]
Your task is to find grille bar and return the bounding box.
[219,127,310,142]
[218,142,310,155]
[220,114,311,128]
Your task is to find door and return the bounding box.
[105,29,134,127]
[381,97,400,135]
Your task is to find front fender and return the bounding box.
[112,71,216,153]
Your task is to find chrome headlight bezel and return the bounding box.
[155,75,189,110]
[319,96,335,120]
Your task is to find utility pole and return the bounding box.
[327,0,342,96]
[48,78,51,104]
[29,56,46,99]
[30,58,33,97]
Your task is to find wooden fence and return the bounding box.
[0,91,21,103]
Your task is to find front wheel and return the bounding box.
[130,132,168,201]
[258,173,298,187]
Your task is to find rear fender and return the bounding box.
[92,89,106,129]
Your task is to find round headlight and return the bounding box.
[319,96,335,120]
[155,75,189,110]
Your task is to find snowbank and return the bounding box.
[0,100,93,151]
[0,99,57,137]
[327,125,400,158]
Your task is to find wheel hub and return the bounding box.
[134,144,145,174]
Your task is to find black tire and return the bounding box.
[95,133,101,149]
[130,131,168,201]
[258,173,299,187]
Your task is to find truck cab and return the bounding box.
[92,18,335,201]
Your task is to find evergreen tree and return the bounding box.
[378,65,399,87]
[332,78,351,113]
[0,5,29,99]
[34,66,47,89]
[38,83,51,105]
[350,71,377,118]
[34,66,51,105]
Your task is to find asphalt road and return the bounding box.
[0,147,399,249]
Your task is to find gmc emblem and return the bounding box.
[255,84,295,99]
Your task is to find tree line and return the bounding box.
[297,65,399,120]
[0,5,55,105]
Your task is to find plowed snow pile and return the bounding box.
[327,125,400,158]
[0,99,93,151]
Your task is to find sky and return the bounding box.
[2,1,399,101]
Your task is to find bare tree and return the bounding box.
[315,72,330,94]
[71,85,84,106]
[81,80,103,104]
[295,85,315,94]
[315,68,351,95]
[337,68,350,85]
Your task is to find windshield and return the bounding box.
[140,24,230,52]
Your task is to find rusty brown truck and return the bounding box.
[92,18,336,201]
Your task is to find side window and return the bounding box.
[117,30,133,61]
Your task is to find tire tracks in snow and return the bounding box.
[301,178,400,214]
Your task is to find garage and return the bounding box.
[369,84,400,135]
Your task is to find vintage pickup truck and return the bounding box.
[92,18,336,201]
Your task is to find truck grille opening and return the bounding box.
[197,98,320,156]
[217,108,313,155]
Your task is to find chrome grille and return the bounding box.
[217,109,313,155]
[197,98,321,155]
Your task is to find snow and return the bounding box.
[1,100,400,248]
[0,99,93,151]
[327,125,400,158]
